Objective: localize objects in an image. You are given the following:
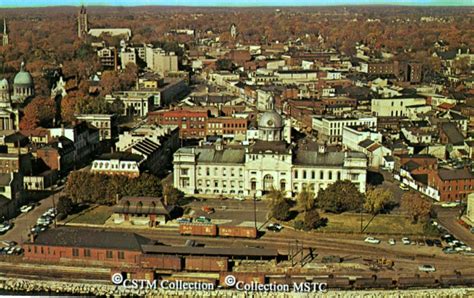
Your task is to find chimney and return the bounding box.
[115,194,120,205]
[29,232,35,243]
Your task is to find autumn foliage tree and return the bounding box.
[401,192,432,224]
[364,187,394,215]
[20,97,57,130]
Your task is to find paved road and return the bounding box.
[436,206,474,248]
[0,194,56,244]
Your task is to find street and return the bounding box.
[0,194,57,244]
[436,206,474,248]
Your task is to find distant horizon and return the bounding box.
[0,0,473,8]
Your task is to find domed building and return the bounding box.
[12,61,34,103]
[258,110,283,141]
[0,78,10,107]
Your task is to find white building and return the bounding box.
[174,104,367,198]
[371,97,426,117]
[312,115,377,144]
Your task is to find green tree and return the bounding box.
[297,188,315,212]
[303,209,324,230]
[316,180,365,213]
[364,187,393,215]
[162,184,185,206]
[271,199,291,221]
[57,196,74,216]
[216,59,233,71]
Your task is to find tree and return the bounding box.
[162,184,185,206]
[20,96,57,130]
[216,59,233,71]
[297,188,315,212]
[364,187,393,215]
[315,180,365,213]
[57,196,74,216]
[401,192,432,224]
[271,198,291,221]
[267,188,285,206]
[303,209,326,230]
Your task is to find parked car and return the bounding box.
[0,222,12,234]
[267,223,283,232]
[176,217,192,224]
[417,239,425,246]
[364,237,381,244]
[201,206,215,214]
[425,239,434,246]
[20,205,34,213]
[418,264,436,272]
[37,216,52,226]
[400,183,409,191]
[433,239,442,247]
[235,196,246,201]
[31,225,47,234]
[402,237,411,245]
[442,247,457,254]
[195,216,211,223]
[441,202,459,208]
[388,239,396,245]
[0,240,17,247]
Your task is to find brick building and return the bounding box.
[24,228,149,266]
[430,168,474,202]
[148,109,208,139]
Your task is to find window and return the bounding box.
[329,171,333,180]
[72,248,79,257]
[303,170,307,179]
[320,171,324,179]
[181,168,188,175]
[311,171,315,179]
[118,251,125,259]
[294,171,298,179]
[337,172,341,180]
[106,250,113,259]
[84,249,91,257]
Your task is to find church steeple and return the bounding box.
[2,18,8,46]
[78,5,88,39]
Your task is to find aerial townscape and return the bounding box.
[0,2,473,296]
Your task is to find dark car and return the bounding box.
[433,239,442,247]
[267,223,283,232]
[425,239,434,247]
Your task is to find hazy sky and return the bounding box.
[0,0,472,7]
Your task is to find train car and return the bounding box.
[352,277,395,290]
[320,278,352,290]
[179,223,218,237]
[440,275,474,287]
[185,256,228,272]
[218,226,258,239]
[397,276,438,289]
[140,255,182,271]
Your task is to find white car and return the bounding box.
[418,264,436,272]
[364,237,380,244]
[20,205,34,213]
[0,223,12,233]
[402,237,411,245]
[388,239,396,245]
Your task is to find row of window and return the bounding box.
[93,162,137,170]
[197,179,244,189]
[294,170,341,181]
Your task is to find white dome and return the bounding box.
[0,78,8,90]
[258,110,283,129]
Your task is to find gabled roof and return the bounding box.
[114,196,174,215]
[440,122,464,146]
[28,227,151,251]
[195,147,245,164]
[438,168,474,181]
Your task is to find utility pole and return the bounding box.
[360,209,363,233]
[253,192,257,230]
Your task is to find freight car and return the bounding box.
[179,224,257,239]
[397,276,439,289]
[440,274,474,287]
[185,256,229,272]
[352,277,395,290]
[140,255,182,271]
[218,226,257,239]
[179,224,218,237]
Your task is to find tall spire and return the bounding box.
[2,18,8,46]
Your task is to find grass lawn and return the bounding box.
[68,205,113,225]
[301,212,425,235]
